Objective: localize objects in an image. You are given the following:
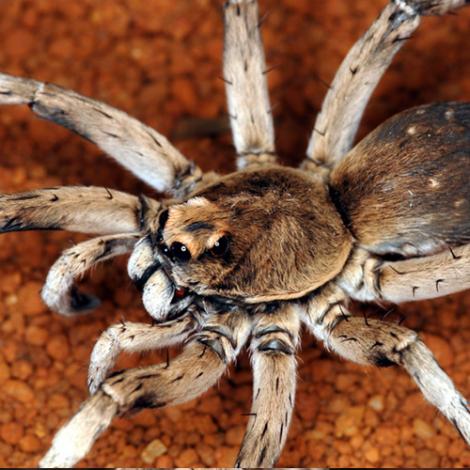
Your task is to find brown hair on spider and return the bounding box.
[158,166,352,303]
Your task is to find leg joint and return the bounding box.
[257,338,294,356]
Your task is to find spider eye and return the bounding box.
[210,235,229,257]
[170,242,191,263]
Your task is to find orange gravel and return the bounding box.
[0,0,470,467]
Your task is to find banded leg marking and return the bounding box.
[236,305,300,468]
[40,310,251,468]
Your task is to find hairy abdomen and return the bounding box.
[330,102,470,256]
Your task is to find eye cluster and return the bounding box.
[168,235,231,263]
[157,208,230,263]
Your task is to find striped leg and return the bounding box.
[236,305,300,468]
[347,244,470,304]
[302,300,470,446]
[0,186,156,235]
[303,0,469,170]
[42,233,139,315]
[0,73,203,196]
[224,0,276,169]
[88,314,198,394]
[40,310,251,468]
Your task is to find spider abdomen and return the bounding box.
[330,102,470,257]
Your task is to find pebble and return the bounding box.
[46,335,70,361]
[0,423,24,445]
[16,282,45,316]
[25,325,49,347]
[368,394,384,412]
[335,406,365,438]
[413,418,435,440]
[364,446,381,464]
[417,449,440,467]
[225,425,244,446]
[10,360,33,381]
[140,439,167,464]
[18,434,41,453]
[174,447,199,467]
[153,454,173,467]
[3,380,34,404]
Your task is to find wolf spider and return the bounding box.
[0,0,469,467]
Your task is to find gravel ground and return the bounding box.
[0,0,469,467]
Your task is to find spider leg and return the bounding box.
[0,186,159,235]
[0,73,204,197]
[42,233,139,316]
[88,314,198,395]
[303,0,469,170]
[224,0,276,170]
[39,310,251,468]
[353,243,470,303]
[303,305,470,445]
[236,305,300,468]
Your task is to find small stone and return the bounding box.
[336,373,357,391]
[154,455,173,467]
[225,425,244,446]
[1,272,21,293]
[350,434,364,449]
[132,409,157,428]
[368,394,384,411]
[329,395,350,413]
[198,395,222,414]
[364,446,380,463]
[174,447,199,467]
[305,421,333,441]
[10,360,33,380]
[141,438,167,464]
[335,406,365,437]
[193,414,217,434]
[3,380,34,404]
[171,77,199,112]
[164,407,182,423]
[403,445,417,458]
[25,325,48,347]
[214,445,239,467]
[46,335,70,361]
[18,434,41,453]
[413,418,435,440]
[0,422,24,445]
[16,281,45,316]
[197,442,216,466]
[33,422,47,439]
[48,393,69,410]
[374,426,400,446]
[416,448,439,467]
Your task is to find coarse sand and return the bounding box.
[0,0,469,467]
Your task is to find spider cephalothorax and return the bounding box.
[0,0,469,468]
[159,166,352,302]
